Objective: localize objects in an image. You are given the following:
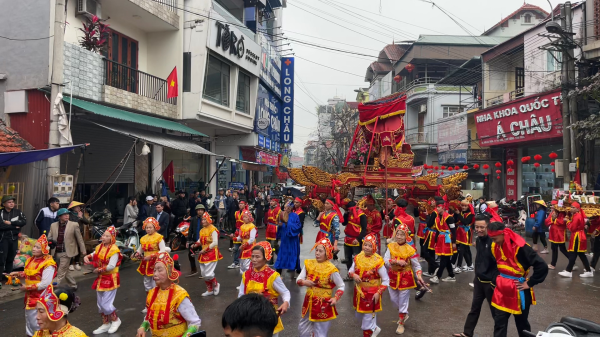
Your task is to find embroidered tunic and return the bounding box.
[33,323,88,337]
[237,223,257,259]
[546,213,567,244]
[385,242,419,290]
[197,225,223,263]
[299,259,344,322]
[137,233,164,276]
[22,255,56,310]
[91,244,122,291]
[567,213,587,252]
[266,207,281,241]
[145,284,192,337]
[350,252,389,313]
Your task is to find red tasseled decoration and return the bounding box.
[549,152,558,159]
[454,166,459,170]
[507,160,514,166]
[495,170,501,174]
[495,162,502,168]
[448,167,453,171]
[484,172,489,176]
[424,164,429,169]
[534,162,540,168]
[483,164,489,169]
[534,154,542,161]
[473,164,480,170]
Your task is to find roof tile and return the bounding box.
[0,120,34,153]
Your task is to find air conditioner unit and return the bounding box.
[554,159,565,178]
[77,0,101,18]
[419,104,427,113]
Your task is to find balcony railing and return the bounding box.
[406,132,429,144]
[103,59,176,105]
[509,87,525,100]
[486,95,504,107]
[155,0,177,11]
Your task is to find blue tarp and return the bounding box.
[0,144,87,167]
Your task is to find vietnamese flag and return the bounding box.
[162,160,175,193]
[166,67,178,99]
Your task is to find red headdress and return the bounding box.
[242,209,254,223]
[155,252,180,281]
[571,202,587,219]
[485,201,503,222]
[393,223,413,244]
[37,285,69,321]
[142,217,160,231]
[363,233,378,250]
[238,200,249,211]
[325,199,343,220]
[255,241,273,261]
[364,195,376,206]
[105,226,117,245]
[294,197,303,204]
[37,232,50,255]
[488,227,526,259]
[311,238,334,260]
[271,198,280,204]
[202,212,213,224]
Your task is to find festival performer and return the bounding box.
[266,198,281,264]
[392,199,416,249]
[452,200,475,273]
[385,224,425,334]
[33,285,85,337]
[428,199,457,284]
[364,195,383,253]
[135,217,166,301]
[192,213,223,296]
[293,197,306,243]
[297,238,345,337]
[83,226,123,334]
[485,201,503,223]
[546,201,569,270]
[136,252,202,337]
[342,201,367,278]
[415,200,431,255]
[559,203,594,278]
[314,198,341,248]
[274,201,302,275]
[383,198,397,240]
[229,200,248,269]
[232,209,257,275]
[349,234,389,337]
[9,233,56,336]
[239,241,291,337]
[487,222,548,337]
[589,215,600,270]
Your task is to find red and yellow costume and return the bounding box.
[33,323,87,337]
[91,242,122,292]
[567,206,587,252]
[363,196,382,253]
[137,218,164,276]
[433,212,455,256]
[387,239,419,291]
[240,242,288,334]
[416,209,428,240]
[383,203,397,238]
[344,206,365,246]
[547,211,567,244]
[316,211,337,243]
[351,252,387,313]
[238,221,257,260]
[21,234,57,310]
[34,284,88,337]
[456,210,474,246]
[266,201,281,241]
[233,201,248,244]
[197,224,223,263]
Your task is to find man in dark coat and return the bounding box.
[186,204,206,277]
[0,195,26,280]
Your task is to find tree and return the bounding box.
[569,72,600,140]
[79,15,109,53]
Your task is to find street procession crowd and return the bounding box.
[1,186,600,337]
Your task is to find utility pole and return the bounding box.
[48,0,66,197]
[560,2,573,190]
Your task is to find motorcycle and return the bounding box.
[523,317,600,336]
[116,221,139,261]
[170,220,190,251]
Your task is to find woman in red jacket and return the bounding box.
[546,203,569,270]
[558,203,593,278]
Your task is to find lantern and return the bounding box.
[434,166,439,170]
[473,164,480,170]
[428,169,433,173]
[549,152,558,159]
[485,178,488,182]
[507,160,514,166]
[521,157,530,163]
[507,168,514,173]
[551,168,555,172]
[497,175,501,180]
[534,154,542,161]
[495,162,502,168]
[484,172,489,176]
[534,162,540,168]
[550,162,555,166]
[454,166,460,170]
[448,167,453,171]
[483,164,490,169]
[495,170,501,174]
[463,165,469,170]
[423,164,428,169]
[393,74,402,83]
[405,63,415,73]
[441,166,446,170]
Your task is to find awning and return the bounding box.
[242,162,267,172]
[64,97,208,137]
[92,122,219,156]
[0,144,87,166]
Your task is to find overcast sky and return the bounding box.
[284,0,556,154]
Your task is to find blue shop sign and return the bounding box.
[258,134,265,147]
[265,137,271,150]
[281,57,294,143]
[254,84,281,142]
[438,150,467,165]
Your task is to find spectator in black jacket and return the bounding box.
[0,195,26,280]
[226,192,240,233]
[34,197,60,235]
[171,190,189,222]
[199,190,210,210]
[138,196,156,222]
[186,204,206,277]
[189,191,199,210]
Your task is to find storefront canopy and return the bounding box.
[92,122,220,156]
[64,97,208,137]
[0,144,86,167]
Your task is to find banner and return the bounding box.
[281,57,294,143]
[437,113,468,152]
[506,148,518,199]
[254,84,281,143]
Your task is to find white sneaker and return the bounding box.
[372,326,381,337]
[201,290,214,297]
[93,323,111,334]
[75,263,82,271]
[236,286,240,290]
[228,248,233,252]
[422,272,433,278]
[108,318,121,333]
[430,276,440,284]
[580,271,594,278]
[540,249,549,254]
[69,265,75,271]
[213,283,221,295]
[141,308,147,314]
[461,266,469,272]
[453,267,462,274]
[466,265,474,271]
[227,263,238,269]
[469,282,474,288]
[442,276,456,282]
[558,271,573,278]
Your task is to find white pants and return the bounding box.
[239,259,251,274]
[97,289,117,315]
[200,261,217,280]
[355,312,378,332]
[298,315,331,337]
[389,288,410,314]
[143,276,156,291]
[25,309,38,336]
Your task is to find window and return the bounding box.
[524,14,532,23]
[442,106,462,118]
[203,54,230,106]
[547,51,562,72]
[236,71,251,113]
[103,30,138,93]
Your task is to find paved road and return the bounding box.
[1,218,599,337]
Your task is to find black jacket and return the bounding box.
[171,197,188,218]
[0,208,26,235]
[188,215,203,242]
[138,203,156,221]
[474,235,497,282]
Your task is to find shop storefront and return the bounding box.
[163,147,210,196]
[474,88,563,200]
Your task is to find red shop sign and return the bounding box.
[474,89,563,146]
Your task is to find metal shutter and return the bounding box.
[61,122,135,183]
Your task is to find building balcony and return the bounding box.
[63,43,177,119]
[485,87,524,108]
[486,94,504,107]
[406,132,429,144]
[101,0,179,32]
